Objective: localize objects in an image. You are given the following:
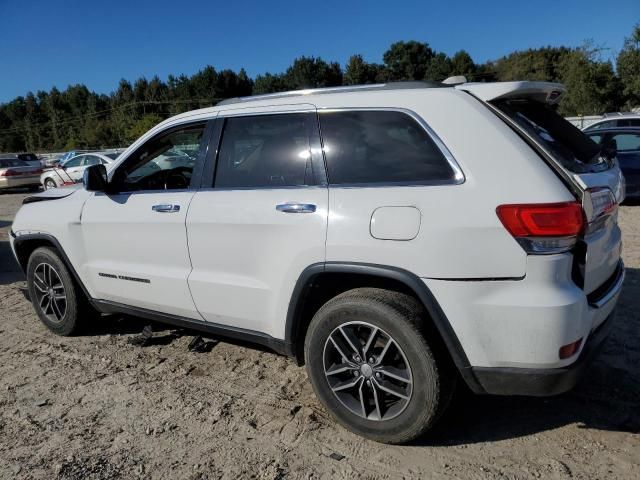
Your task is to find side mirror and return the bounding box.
[83,164,108,192]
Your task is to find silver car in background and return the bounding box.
[41,152,117,189]
[0,157,43,191]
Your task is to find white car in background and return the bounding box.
[41,152,117,189]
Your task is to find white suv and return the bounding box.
[9,81,625,444]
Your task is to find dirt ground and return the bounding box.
[0,189,638,480]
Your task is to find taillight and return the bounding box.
[582,187,617,233]
[496,202,585,254]
[1,169,19,177]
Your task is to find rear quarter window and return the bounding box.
[318,110,456,185]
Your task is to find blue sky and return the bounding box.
[0,0,638,102]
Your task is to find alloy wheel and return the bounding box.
[33,263,67,323]
[323,321,413,421]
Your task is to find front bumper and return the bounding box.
[470,309,616,396]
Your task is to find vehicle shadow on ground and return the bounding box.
[421,266,640,446]
[0,240,24,285]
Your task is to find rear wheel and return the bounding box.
[44,178,57,190]
[304,288,455,444]
[26,247,92,335]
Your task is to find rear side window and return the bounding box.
[588,120,615,130]
[492,99,603,173]
[318,110,455,185]
[611,132,640,152]
[618,119,640,127]
[215,113,312,188]
[0,158,25,168]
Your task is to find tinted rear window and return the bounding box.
[215,113,312,188]
[17,153,38,161]
[0,158,26,168]
[319,110,456,185]
[492,99,603,173]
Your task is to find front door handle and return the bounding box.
[276,203,316,213]
[152,204,180,213]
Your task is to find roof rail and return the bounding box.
[217,81,450,106]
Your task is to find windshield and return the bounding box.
[104,153,119,160]
[492,99,606,173]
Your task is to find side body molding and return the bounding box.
[284,262,484,393]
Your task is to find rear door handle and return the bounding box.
[152,204,180,213]
[276,203,316,213]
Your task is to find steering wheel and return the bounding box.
[163,167,191,190]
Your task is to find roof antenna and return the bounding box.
[442,75,467,85]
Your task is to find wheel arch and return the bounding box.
[285,262,484,393]
[12,233,92,300]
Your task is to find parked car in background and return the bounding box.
[41,152,116,189]
[0,157,42,191]
[583,112,640,132]
[586,127,640,199]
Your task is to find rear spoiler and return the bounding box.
[456,81,565,104]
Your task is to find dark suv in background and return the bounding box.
[586,127,640,200]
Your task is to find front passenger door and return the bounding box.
[80,121,212,318]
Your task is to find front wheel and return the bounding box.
[44,178,57,190]
[26,247,90,335]
[304,288,454,444]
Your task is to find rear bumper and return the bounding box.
[0,176,41,189]
[423,254,624,395]
[470,309,616,396]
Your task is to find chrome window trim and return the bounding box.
[198,185,327,192]
[217,105,316,118]
[316,107,465,186]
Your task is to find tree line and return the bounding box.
[1,24,639,153]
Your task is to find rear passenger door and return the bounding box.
[186,106,328,338]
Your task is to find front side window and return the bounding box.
[83,155,101,166]
[319,110,455,185]
[63,156,84,168]
[112,123,206,192]
[214,113,312,188]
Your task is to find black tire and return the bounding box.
[44,178,57,190]
[28,185,41,192]
[26,246,92,335]
[304,288,455,444]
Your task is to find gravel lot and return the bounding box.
[0,189,638,480]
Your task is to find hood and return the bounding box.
[23,184,82,204]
